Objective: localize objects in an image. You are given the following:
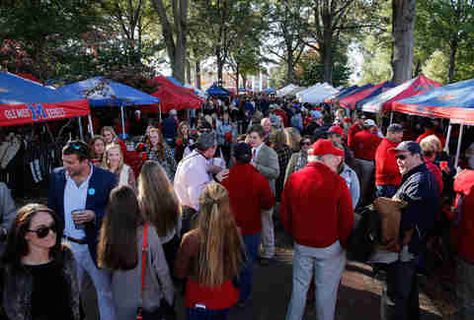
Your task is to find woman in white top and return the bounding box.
[102,143,137,193]
[138,160,181,275]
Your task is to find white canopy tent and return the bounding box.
[297,83,339,104]
[276,84,299,97]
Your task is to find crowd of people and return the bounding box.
[0,94,473,320]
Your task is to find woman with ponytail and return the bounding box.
[175,183,243,319]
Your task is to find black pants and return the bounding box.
[181,207,198,237]
[382,260,420,320]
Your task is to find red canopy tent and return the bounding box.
[148,76,202,113]
[381,75,441,112]
[338,81,387,110]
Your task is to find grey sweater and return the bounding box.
[111,225,174,320]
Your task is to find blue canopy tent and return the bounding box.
[393,78,474,166]
[326,84,373,104]
[264,87,276,95]
[206,84,230,97]
[0,72,90,137]
[58,77,159,137]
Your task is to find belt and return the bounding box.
[64,236,87,245]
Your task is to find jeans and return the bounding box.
[181,207,198,237]
[456,258,474,319]
[286,241,346,320]
[376,185,399,198]
[68,241,116,320]
[381,259,419,320]
[353,158,375,207]
[260,208,275,259]
[240,232,260,302]
[186,307,229,320]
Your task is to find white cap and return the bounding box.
[364,119,376,127]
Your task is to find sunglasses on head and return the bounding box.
[27,223,57,239]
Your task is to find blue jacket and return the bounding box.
[48,166,117,264]
[394,163,439,255]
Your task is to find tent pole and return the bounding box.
[454,123,464,168]
[120,106,126,138]
[159,104,162,122]
[389,111,394,125]
[78,117,84,140]
[444,120,452,155]
[88,114,94,136]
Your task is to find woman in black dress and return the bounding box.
[0,203,81,320]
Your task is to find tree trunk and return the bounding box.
[448,38,458,83]
[185,59,192,84]
[195,60,201,89]
[235,63,240,92]
[217,49,224,86]
[321,31,334,84]
[391,0,416,84]
[286,50,294,83]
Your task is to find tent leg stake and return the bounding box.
[78,117,84,140]
[120,106,126,138]
[444,121,452,155]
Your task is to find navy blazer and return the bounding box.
[48,166,117,264]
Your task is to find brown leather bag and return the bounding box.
[373,197,405,252]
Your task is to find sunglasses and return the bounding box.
[301,141,311,146]
[27,223,57,239]
[396,154,409,160]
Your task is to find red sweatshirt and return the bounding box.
[375,138,401,186]
[280,162,354,248]
[351,129,382,161]
[425,159,444,195]
[221,163,275,235]
[347,123,363,148]
[452,170,474,263]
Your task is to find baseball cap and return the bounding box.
[364,119,376,127]
[387,123,404,133]
[328,125,344,136]
[393,141,422,154]
[196,132,217,150]
[232,142,252,163]
[309,139,344,157]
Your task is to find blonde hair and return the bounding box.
[196,183,242,287]
[284,127,302,151]
[101,126,117,139]
[420,135,442,157]
[138,161,180,237]
[102,143,124,173]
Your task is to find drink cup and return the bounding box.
[71,209,85,229]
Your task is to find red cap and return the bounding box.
[309,139,344,157]
[328,125,344,135]
[343,117,352,123]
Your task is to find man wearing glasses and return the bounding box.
[381,141,439,320]
[48,140,117,319]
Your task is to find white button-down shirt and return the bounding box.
[63,166,93,239]
[174,150,212,211]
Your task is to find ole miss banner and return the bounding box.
[0,100,90,127]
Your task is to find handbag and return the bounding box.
[136,224,172,320]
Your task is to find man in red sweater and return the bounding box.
[452,169,474,318]
[347,115,364,149]
[281,139,353,320]
[375,123,404,197]
[221,142,275,304]
[351,119,382,206]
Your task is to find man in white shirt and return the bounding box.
[174,132,227,234]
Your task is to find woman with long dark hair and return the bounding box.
[98,185,174,320]
[138,160,181,270]
[175,183,243,319]
[89,135,106,166]
[0,204,80,320]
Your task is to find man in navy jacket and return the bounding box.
[48,140,117,319]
